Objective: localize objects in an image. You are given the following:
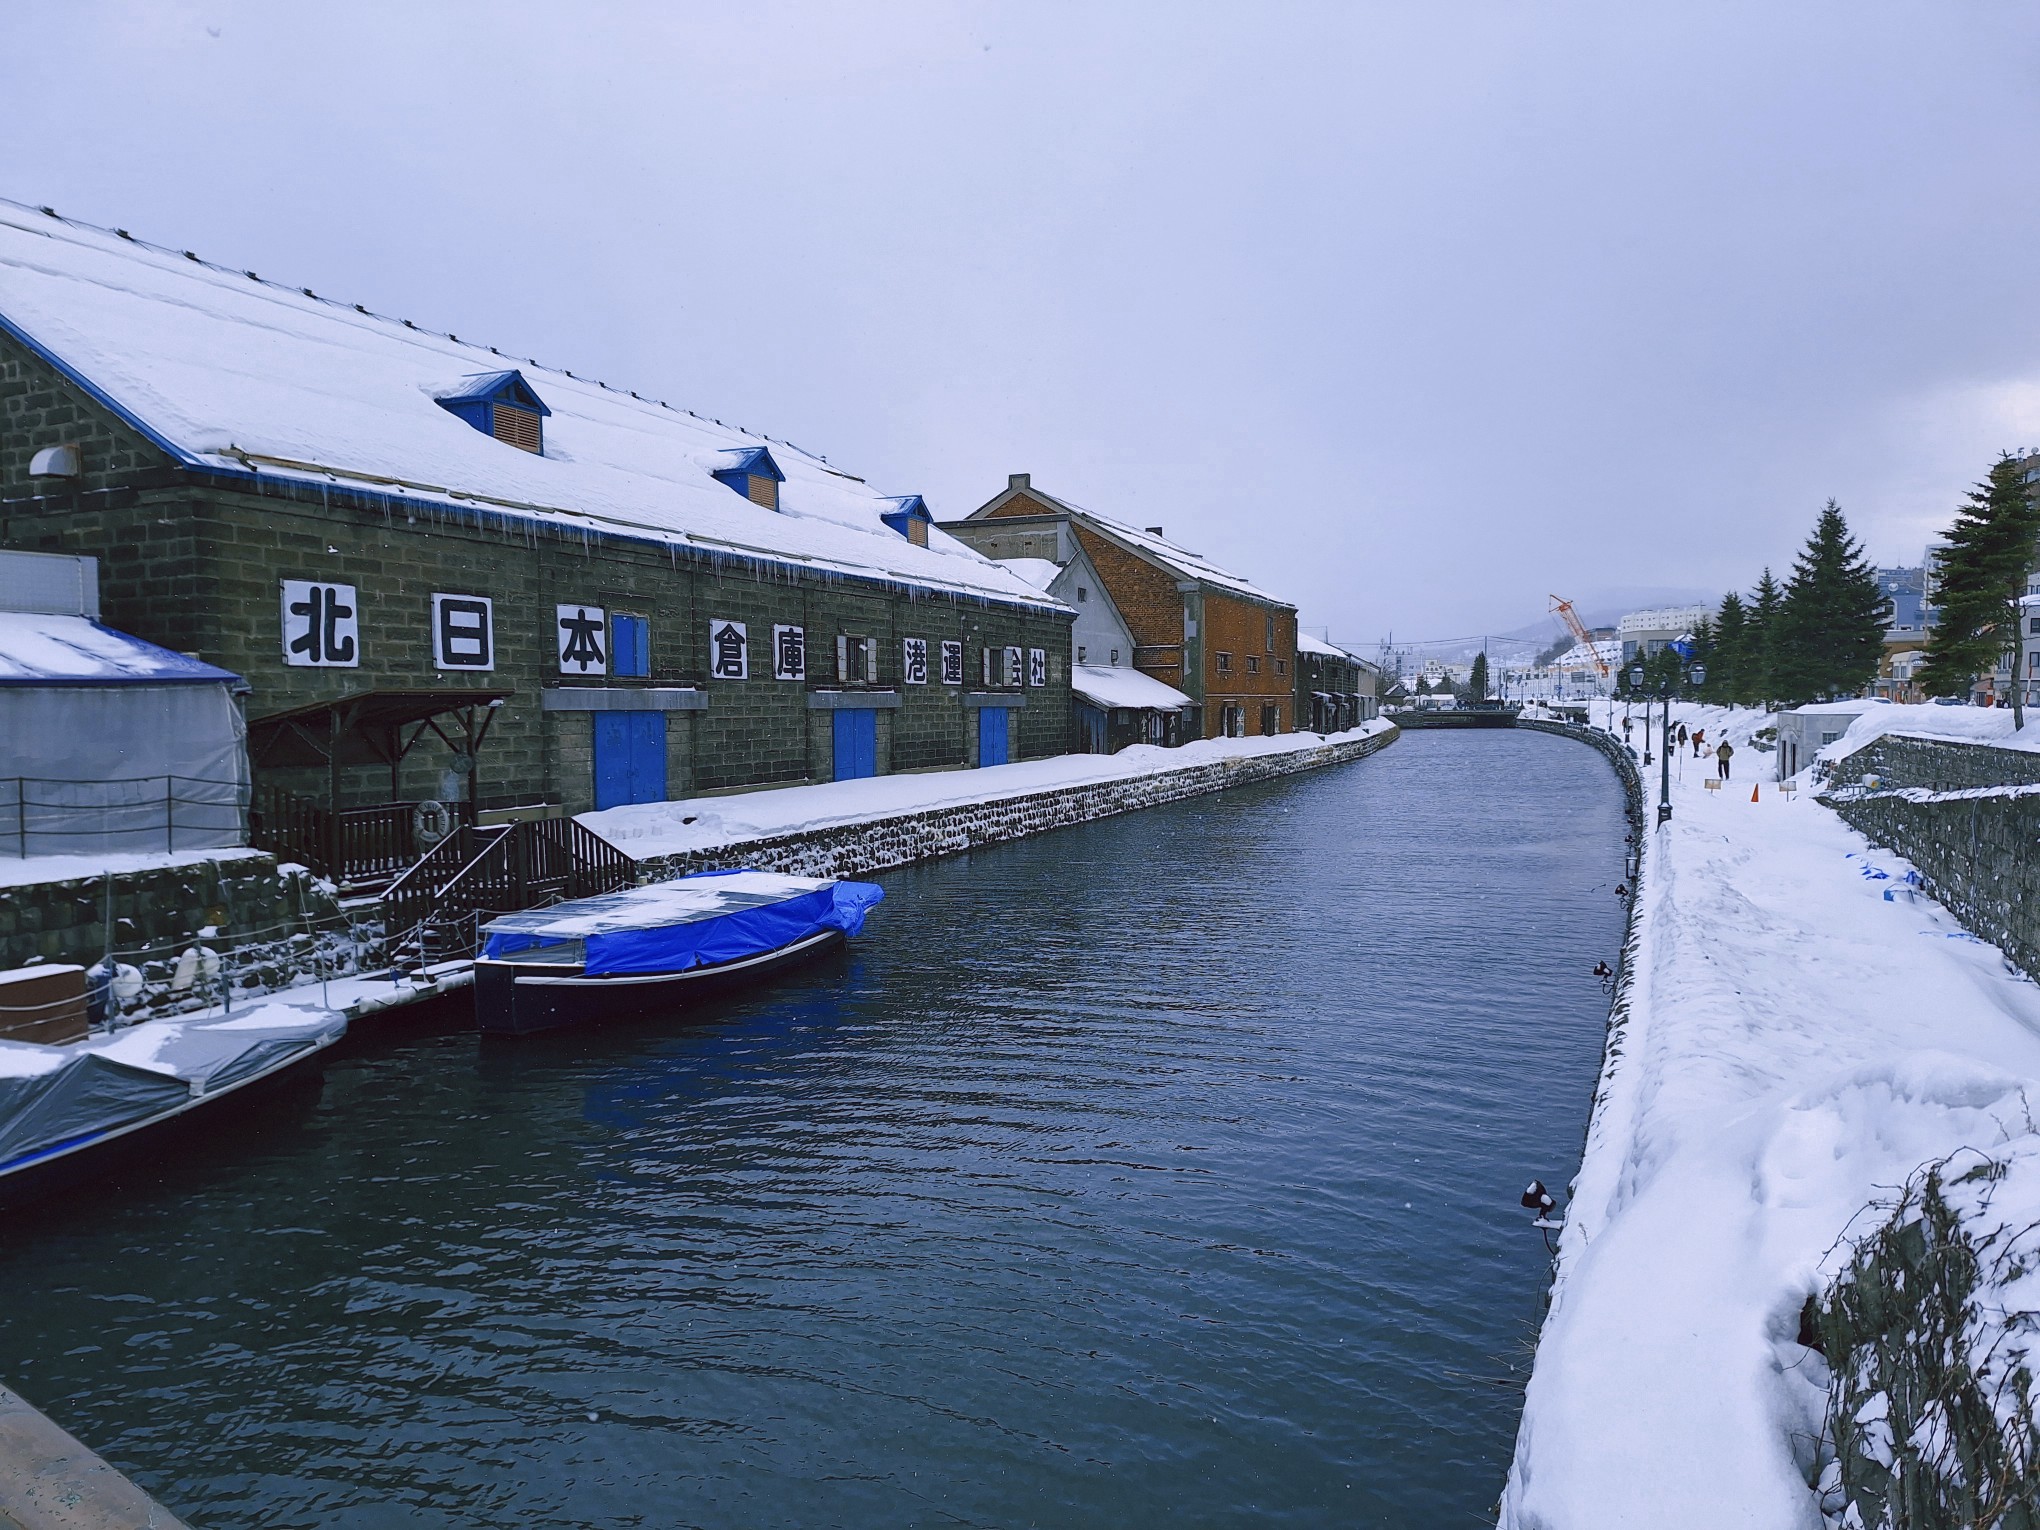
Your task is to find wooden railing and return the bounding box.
[251,787,469,885]
[385,819,635,963]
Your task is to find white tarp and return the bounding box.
[0,683,248,855]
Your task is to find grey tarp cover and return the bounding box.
[0,1007,340,1171]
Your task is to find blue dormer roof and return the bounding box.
[710,446,784,490]
[880,495,933,538]
[437,370,551,415]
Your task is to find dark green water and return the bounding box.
[0,730,1627,1527]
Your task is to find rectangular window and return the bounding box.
[1266,614,1275,651]
[1247,656,1261,675]
[612,613,649,677]
[1274,658,1287,676]
[836,635,879,683]
[1077,645,1088,663]
[1216,652,1233,674]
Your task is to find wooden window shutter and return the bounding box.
[748,475,779,509]
[907,519,928,546]
[836,635,849,682]
[491,405,542,453]
[863,637,878,680]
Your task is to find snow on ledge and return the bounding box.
[579,723,1393,862]
[0,846,270,890]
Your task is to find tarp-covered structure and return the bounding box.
[0,1006,342,1173]
[0,610,247,855]
[481,869,885,976]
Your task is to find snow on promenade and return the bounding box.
[579,720,1393,860]
[1503,706,2040,1528]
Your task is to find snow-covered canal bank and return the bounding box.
[1503,707,2040,1528]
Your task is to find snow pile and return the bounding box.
[580,722,1392,860]
[1820,702,2040,765]
[0,847,269,890]
[1501,703,2040,1528]
[1070,663,1194,711]
[1812,1143,2040,1528]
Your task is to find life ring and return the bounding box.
[413,799,455,847]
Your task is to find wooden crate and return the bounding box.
[0,963,89,1046]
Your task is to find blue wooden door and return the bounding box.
[832,708,877,781]
[977,705,1009,768]
[594,712,667,809]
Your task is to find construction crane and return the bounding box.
[1548,595,1609,677]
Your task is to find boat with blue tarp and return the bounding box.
[473,870,885,1034]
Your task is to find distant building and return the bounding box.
[1294,633,1375,733]
[1617,605,1714,664]
[1775,699,1886,780]
[1505,640,1618,702]
[943,475,1299,739]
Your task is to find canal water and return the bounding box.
[0,730,1627,1528]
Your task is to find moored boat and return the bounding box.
[474,870,885,1035]
[0,1004,346,1208]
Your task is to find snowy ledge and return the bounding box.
[579,721,1395,862]
[0,846,270,892]
[1502,704,2040,1528]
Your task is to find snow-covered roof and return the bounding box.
[1071,663,1193,712]
[999,557,1064,592]
[0,200,1060,613]
[0,612,240,685]
[972,482,1285,606]
[1296,631,1355,658]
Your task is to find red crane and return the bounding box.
[1548,595,1609,677]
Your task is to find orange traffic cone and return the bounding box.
[1750,785,1760,803]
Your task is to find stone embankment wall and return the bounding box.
[1821,735,2040,983]
[631,727,1400,883]
[0,854,372,1017]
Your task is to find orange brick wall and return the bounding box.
[1067,524,1187,684]
[1201,594,1296,736]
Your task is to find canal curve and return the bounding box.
[0,728,1629,1528]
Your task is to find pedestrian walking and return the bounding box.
[1621,715,1633,741]
[1692,728,1706,758]
[1677,723,1689,750]
[1716,740,1734,780]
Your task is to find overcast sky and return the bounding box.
[5,2,2040,650]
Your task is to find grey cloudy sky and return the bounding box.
[5,2,2039,649]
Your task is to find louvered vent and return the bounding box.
[747,474,778,509]
[492,405,542,454]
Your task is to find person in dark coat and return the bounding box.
[1715,740,1734,779]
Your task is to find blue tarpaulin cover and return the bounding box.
[480,870,885,976]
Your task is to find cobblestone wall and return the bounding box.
[0,853,370,1017]
[630,728,1400,883]
[1821,735,2040,983]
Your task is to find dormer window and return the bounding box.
[435,370,551,455]
[711,446,784,510]
[880,495,933,546]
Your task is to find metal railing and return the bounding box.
[250,786,466,884]
[1,775,247,858]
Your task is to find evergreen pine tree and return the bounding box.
[1918,455,2040,728]
[1686,617,1715,697]
[1468,651,1490,703]
[1414,675,1431,696]
[1771,501,1889,704]
[1709,593,1749,705]
[1745,569,1783,706]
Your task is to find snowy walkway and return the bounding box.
[579,721,1394,861]
[1503,706,2040,1528]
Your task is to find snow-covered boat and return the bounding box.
[473,870,886,1035]
[0,1006,346,1207]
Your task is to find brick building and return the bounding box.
[940,475,1298,738]
[1295,633,1377,733]
[0,203,1071,871]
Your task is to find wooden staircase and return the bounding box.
[381,818,635,968]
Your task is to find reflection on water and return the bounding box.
[0,731,1626,1528]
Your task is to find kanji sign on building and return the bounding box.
[1004,646,1024,687]
[432,593,494,671]
[710,619,749,680]
[557,605,607,676]
[280,580,359,667]
[902,637,928,685]
[1028,647,1047,687]
[940,641,963,687]
[773,624,805,681]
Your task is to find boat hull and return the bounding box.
[474,927,847,1035]
[0,1030,338,1211]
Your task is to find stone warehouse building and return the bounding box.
[940,475,1298,738]
[0,203,1072,863]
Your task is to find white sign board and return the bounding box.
[773,624,805,680]
[710,619,749,680]
[902,637,928,685]
[281,580,359,667]
[557,604,607,676]
[432,593,494,671]
[1028,647,1047,687]
[940,640,963,687]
